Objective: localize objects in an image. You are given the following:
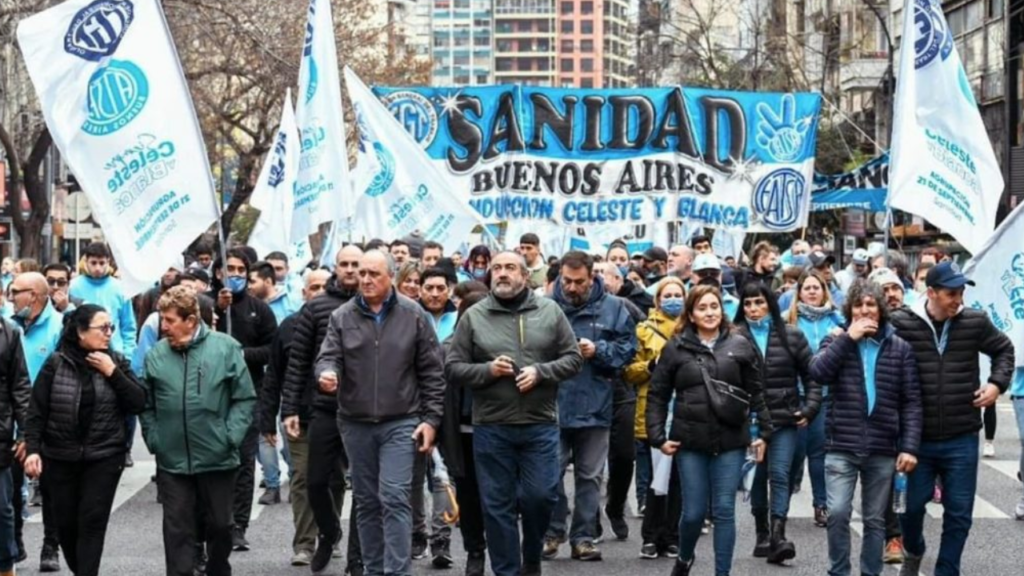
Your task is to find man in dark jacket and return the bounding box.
[737,241,780,291]
[0,316,31,576]
[446,251,583,576]
[208,248,277,551]
[282,244,363,574]
[889,262,1014,576]
[545,252,636,561]
[598,262,651,321]
[316,250,446,576]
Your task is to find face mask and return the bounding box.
[225,276,247,294]
[472,268,487,279]
[618,265,629,278]
[660,298,684,318]
[914,280,927,294]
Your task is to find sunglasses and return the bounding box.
[46,278,69,287]
[88,323,116,335]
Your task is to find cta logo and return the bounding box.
[64,0,135,62]
[754,169,805,230]
[913,0,953,69]
[381,91,438,147]
[82,60,149,136]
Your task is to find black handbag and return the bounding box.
[698,357,750,427]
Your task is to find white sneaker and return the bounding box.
[1014,497,1024,521]
[983,442,995,458]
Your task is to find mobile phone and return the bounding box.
[510,361,522,377]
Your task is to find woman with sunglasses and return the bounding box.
[23,304,146,576]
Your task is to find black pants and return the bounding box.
[453,432,486,553]
[605,384,636,519]
[308,409,361,563]
[12,460,58,549]
[984,405,997,441]
[161,468,238,576]
[43,454,124,576]
[641,449,680,550]
[231,422,259,531]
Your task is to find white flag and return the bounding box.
[711,228,746,260]
[248,90,299,258]
[18,0,220,296]
[888,0,1004,254]
[344,67,484,248]
[964,202,1024,368]
[294,0,352,242]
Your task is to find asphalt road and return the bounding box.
[17,399,1024,575]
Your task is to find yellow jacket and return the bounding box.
[625,309,678,440]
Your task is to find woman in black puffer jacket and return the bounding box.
[733,282,820,565]
[646,285,773,576]
[23,304,146,576]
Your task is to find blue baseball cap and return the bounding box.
[925,261,975,289]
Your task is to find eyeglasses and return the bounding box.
[88,324,116,334]
[8,288,32,297]
[46,278,68,287]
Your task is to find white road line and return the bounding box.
[982,459,1020,482]
[925,496,1009,519]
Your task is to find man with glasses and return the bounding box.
[42,264,82,314]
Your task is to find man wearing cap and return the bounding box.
[890,262,1014,576]
[691,254,739,319]
[835,249,870,293]
[640,247,669,287]
[869,267,917,312]
[779,251,844,310]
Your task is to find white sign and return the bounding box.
[65,191,92,222]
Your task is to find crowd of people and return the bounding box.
[0,231,1018,576]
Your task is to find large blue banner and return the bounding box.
[374,86,822,232]
[811,153,888,212]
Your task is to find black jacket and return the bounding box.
[646,325,773,454]
[735,322,821,427]
[811,326,923,457]
[890,301,1015,441]
[259,314,297,432]
[210,289,277,391]
[617,281,654,317]
[282,278,356,419]
[0,320,31,468]
[26,350,145,462]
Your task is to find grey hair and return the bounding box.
[886,250,908,277]
[365,249,397,277]
[494,250,529,275]
[601,261,623,278]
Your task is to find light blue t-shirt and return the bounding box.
[69,275,137,358]
[859,338,882,415]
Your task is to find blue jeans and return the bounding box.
[791,409,827,508]
[0,467,15,572]
[339,417,417,576]
[635,440,652,509]
[824,452,895,576]
[547,426,610,546]
[900,433,979,576]
[1014,397,1024,497]
[474,424,559,576]
[257,418,292,489]
[677,449,745,576]
[751,426,798,519]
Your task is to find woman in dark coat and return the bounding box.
[23,304,146,576]
[646,285,773,576]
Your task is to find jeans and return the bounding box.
[1013,397,1024,497]
[160,468,239,576]
[286,425,316,554]
[231,422,259,530]
[453,432,486,553]
[340,417,417,576]
[474,424,559,576]
[676,448,745,576]
[411,451,453,542]
[900,433,979,576]
[0,467,16,572]
[257,418,292,490]
[547,426,610,546]
[824,452,895,576]
[605,383,636,520]
[792,409,827,508]
[751,426,798,519]
[635,440,652,510]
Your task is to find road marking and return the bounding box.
[982,459,1020,482]
[925,496,1009,519]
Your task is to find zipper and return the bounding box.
[373,321,381,422]
[181,351,194,474]
[197,364,203,395]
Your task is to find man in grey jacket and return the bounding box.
[446,251,584,576]
[315,250,445,576]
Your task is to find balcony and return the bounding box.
[839,58,888,92]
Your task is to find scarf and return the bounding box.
[797,301,835,322]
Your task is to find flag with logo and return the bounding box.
[888,0,1004,254]
[344,67,484,248]
[18,0,220,296]
[964,201,1024,369]
[248,89,299,258]
[293,0,352,243]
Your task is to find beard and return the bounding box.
[493,279,524,299]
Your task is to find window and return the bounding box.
[965,1,984,31]
[582,1,593,13]
[477,74,489,84]
[562,20,573,33]
[581,39,593,51]
[561,1,573,14]
[497,59,513,71]
[538,20,550,32]
[561,39,574,52]
[990,0,1005,18]
[581,20,593,33]
[581,78,593,88]
[582,58,593,71]
[497,40,513,51]
[561,59,574,71]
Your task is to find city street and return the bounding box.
[17,399,1024,575]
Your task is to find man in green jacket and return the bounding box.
[140,286,256,576]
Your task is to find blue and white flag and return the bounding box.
[18,0,220,296]
[889,0,1004,254]
[964,201,1024,368]
[249,89,299,258]
[344,67,484,248]
[294,0,351,243]
[712,228,746,260]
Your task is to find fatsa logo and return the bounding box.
[64,0,135,62]
[82,59,149,136]
[754,168,805,230]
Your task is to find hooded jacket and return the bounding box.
[624,309,678,440]
[68,275,137,358]
[552,276,637,428]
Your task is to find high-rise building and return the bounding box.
[494,0,559,85]
[556,0,634,88]
[432,0,496,85]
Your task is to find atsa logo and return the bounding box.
[754,169,805,230]
[913,0,953,69]
[381,91,438,147]
[82,60,149,136]
[64,0,135,62]
[365,142,396,198]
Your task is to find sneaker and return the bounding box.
[39,544,60,572]
[431,538,453,569]
[701,519,711,534]
[411,532,428,560]
[541,537,561,560]
[884,537,904,564]
[932,485,943,504]
[637,504,646,516]
[607,513,629,541]
[125,452,134,467]
[465,550,485,576]
[311,532,341,573]
[639,542,658,559]
[814,506,828,528]
[1014,497,1024,521]
[570,541,602,561]
[664,544,679,558]
[290,550,313,566]
[332,541,343,558]
[258,487,281,505]
[231,526,250,552]
[898,552,922,576]
[984,441,995,458]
